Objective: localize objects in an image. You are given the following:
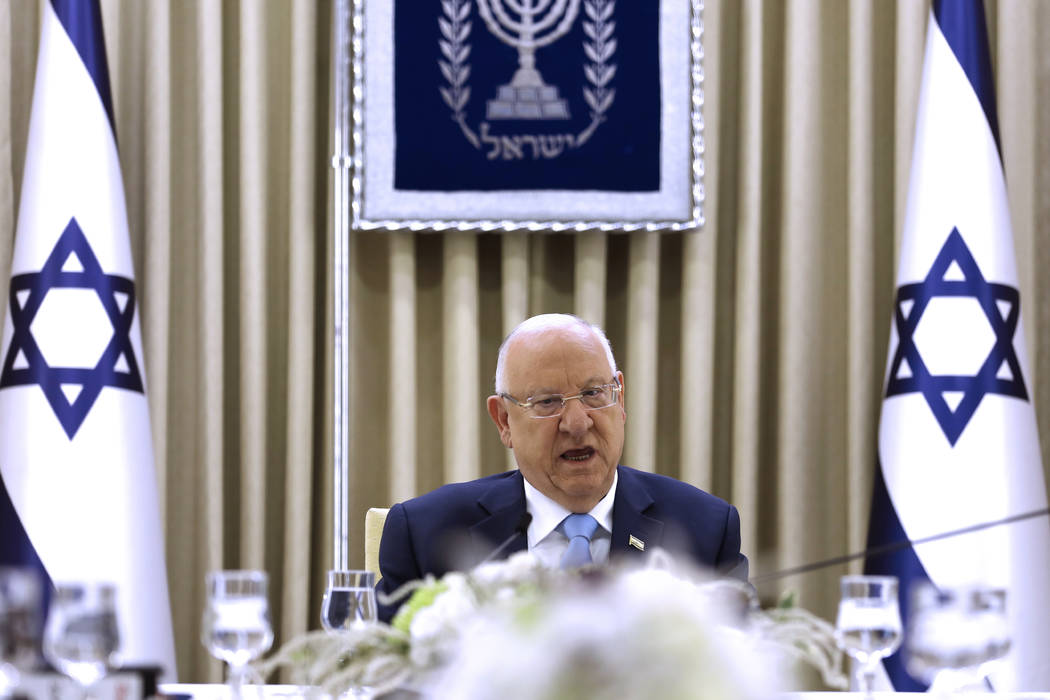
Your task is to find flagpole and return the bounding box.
[332,0,352,571]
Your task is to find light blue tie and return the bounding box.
[559,513,599,569]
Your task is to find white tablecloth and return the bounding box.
[159,687,1050,699]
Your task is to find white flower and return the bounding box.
[408,574,478,667]
[256,548,844,698]
[432,567,773,700]
[471,550,544,587]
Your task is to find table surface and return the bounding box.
[159,686,1050,699]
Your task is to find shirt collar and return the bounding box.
[522,469,618,547]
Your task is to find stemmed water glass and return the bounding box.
[320,570,376,632]
[0,568,42,696]
[835,575,903,698]
[905,583,1010,693]
[42,582,121,699]
[201,570,274,698]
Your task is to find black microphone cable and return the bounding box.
[481,512,533,564]
[751,507,1050,585]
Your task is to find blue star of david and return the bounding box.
[0,218,143,439]
[885,227,1027,446]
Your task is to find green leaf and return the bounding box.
[391,581,449,634]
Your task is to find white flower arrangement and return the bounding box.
[255,551,846,698]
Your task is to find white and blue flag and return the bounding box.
[0,0,176,678]
[865,0,1050,691]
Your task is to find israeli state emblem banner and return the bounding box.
[351,0,702,230]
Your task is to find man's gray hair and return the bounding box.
[493,313,618,394]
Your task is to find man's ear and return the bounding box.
[486,395,513,448]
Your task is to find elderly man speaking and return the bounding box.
[376,314,748,622]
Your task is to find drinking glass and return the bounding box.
[41,582,120,697]
[201,571,274,698]
[835,575,903,698]
[320,570,376,698]
[320,570,376,632]
[905,582,1009,692]
[0,568,42,696]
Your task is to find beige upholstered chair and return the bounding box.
[364,507,390,581]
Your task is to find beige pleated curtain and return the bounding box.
[2,0,1049,685]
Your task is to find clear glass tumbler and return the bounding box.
[320,570,376,632]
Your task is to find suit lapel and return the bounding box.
[463,468,664,567]
[467,471,529,565]
[610,466,664,564]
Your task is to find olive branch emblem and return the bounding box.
[438,0,479,147]
[436,0,616,158]
[578,0,616,145]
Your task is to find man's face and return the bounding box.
[486,325,625,513]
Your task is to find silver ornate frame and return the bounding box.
[342,0,705,233]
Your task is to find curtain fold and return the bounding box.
[235,0,269,571]
[442,232,481,484]
[2,0,1049,685]
[724,0,781,570]
[388,232,417,503]
[573,232,606,325]
[624,232,660,472]
[282,0,321,656]
[776,0,849,609]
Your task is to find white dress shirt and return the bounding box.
[522,470,617,568]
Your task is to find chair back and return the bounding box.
[364,507,390,581]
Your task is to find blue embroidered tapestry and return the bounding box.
[393,0,660,192]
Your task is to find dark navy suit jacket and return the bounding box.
[376,465,748,622]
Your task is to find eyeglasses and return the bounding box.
[500,381,621,419]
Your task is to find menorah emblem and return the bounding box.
[477,0,581,120]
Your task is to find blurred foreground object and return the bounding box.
[0,568,42,695]
[42,582,120,694]
[905,583,1009,692]
[201,571,273,699]
[256,550,844,699]
[834,575,902,698]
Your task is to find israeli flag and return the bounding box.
[0,0,176,679]
[864,0,1050,691]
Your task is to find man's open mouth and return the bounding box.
[561,447,595,462]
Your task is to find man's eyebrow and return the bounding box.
[529,378,609,395]
[526,386,560,396]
